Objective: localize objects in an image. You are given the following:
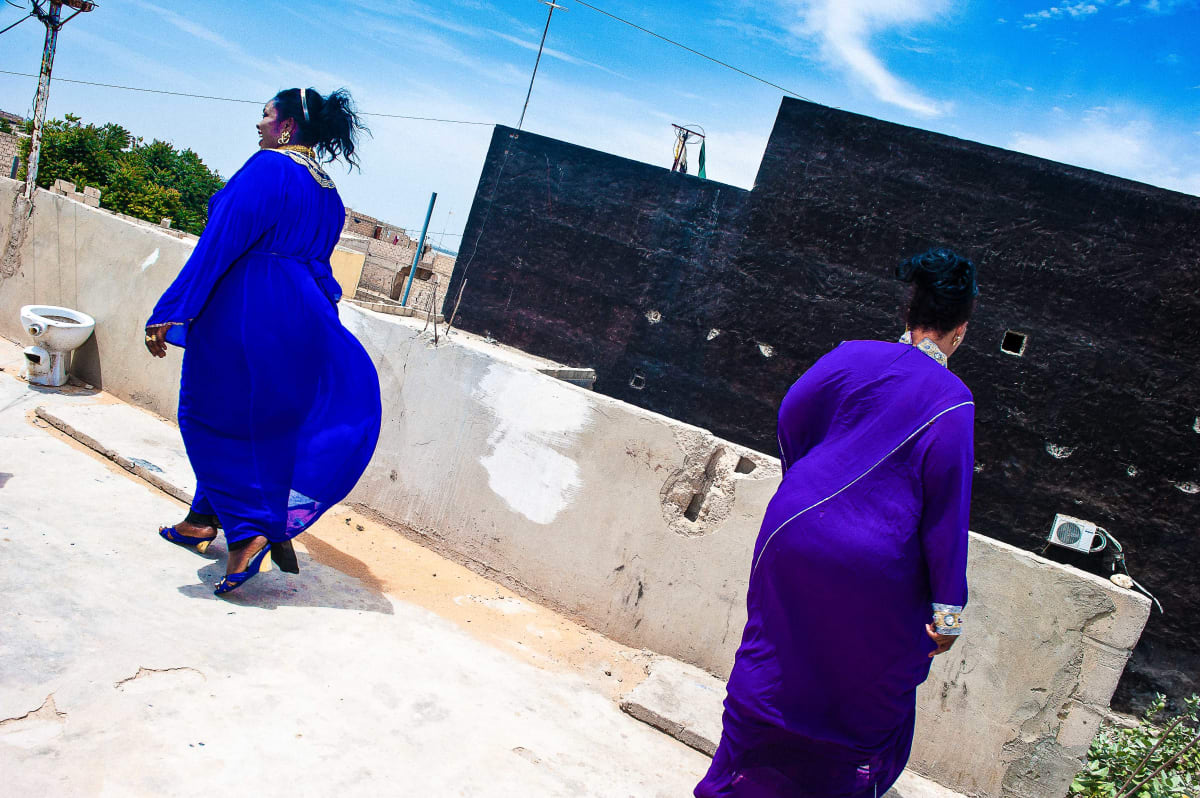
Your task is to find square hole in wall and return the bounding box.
[1001,330,1028,357]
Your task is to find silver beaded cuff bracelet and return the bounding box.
[932,603,964,636]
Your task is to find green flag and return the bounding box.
[698,140,707,179]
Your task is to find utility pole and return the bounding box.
[518,1,566,130]
[24,0,97,200]
[2,1,94,281]
[400,192,437,308]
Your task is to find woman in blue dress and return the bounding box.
[145,88,382,596]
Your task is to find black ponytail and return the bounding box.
[272,87,370,172]
[895,248,979,333]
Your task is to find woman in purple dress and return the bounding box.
[696,249,979,798]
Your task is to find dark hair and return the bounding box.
[272,87,370,171]
[895,248,979,333]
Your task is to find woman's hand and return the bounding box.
[144,326,168,358]
[926,624,958,658]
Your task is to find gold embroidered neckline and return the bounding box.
[274,144,316,159]
[268,147,335,189]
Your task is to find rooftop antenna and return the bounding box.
[671,123,705,178]
[518,1,567,130]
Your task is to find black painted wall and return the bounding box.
[448,126,750,417]
[447,104,1200,708]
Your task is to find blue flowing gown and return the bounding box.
[696,340,974,798]
[147,149,381,546]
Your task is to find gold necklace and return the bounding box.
[275,144,316,159]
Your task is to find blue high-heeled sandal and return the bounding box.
[214,541,272,595]
[159,525,218,554]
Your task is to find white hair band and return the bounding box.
[300,88,310,122]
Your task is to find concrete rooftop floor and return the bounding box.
[0,337,960,798]
[0,341,710,796]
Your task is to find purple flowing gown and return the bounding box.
[147,149,381,547]
[696,339,974,798]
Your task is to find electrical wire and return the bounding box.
[0,10,32,34]
[395,227,463,238]
[1101,529,1164,613]
[571,0,813,101]
[0,70,496,125]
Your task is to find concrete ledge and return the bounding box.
[620,657,725,756]
[34,403,195,504]
[345,297,444,323]
[620,658,966,798]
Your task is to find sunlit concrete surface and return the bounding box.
[0,342,710,797]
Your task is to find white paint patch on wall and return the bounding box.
[139,248,160,271]
[473,365,592,525]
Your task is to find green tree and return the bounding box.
[18,114,224,235]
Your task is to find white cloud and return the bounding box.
[783,0,951,117]
[489,31,629,79]
[345,0,488,39]
[125,0,343,94]
[713,17,805,53]
[1009,109,1200,196]
[1141,0,1192,11]
[1024,3,1102,20]
[998,78,1036,92]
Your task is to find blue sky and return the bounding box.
[1,0,1197,246]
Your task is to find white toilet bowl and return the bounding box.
[19,305,96,387]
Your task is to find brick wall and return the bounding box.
[0,131,24,179]
[351,236,454,309]
[344,206,412,244]
[341,206,456,311]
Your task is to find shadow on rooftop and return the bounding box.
[177,547,394,615]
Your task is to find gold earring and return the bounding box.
[279,129,291,145]
[952,334,962,347]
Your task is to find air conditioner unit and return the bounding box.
[1047,514,1107,554]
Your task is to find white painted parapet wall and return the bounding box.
[0,178,1151,798]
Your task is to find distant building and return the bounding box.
[0,109,28,180]
[341,206,456,313]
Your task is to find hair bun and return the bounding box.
[895,248,978,299]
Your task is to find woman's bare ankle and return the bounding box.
[176,519,216,538]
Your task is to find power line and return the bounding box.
[397,227,463,238]
[571,0,813,102]
[0,70,496,125]
[0,10,32,34]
